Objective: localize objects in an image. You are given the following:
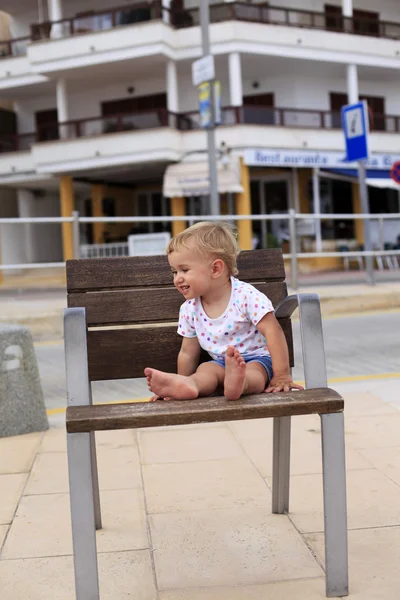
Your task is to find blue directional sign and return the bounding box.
[341,100,370,162]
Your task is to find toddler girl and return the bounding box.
[145,221,303,401]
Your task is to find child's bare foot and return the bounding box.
[144,368,199,400]
[224,346,246,401]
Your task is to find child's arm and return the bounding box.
[257,312,304,393]
[177,336,201,376]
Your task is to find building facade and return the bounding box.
[0,0,400,273]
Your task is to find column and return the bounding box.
[229,52,243,107]
[166,60,179,115]
[170,197,186,236]
[92,185,106,244]
[346,63,359,104]
[60,176,75,261]
[56,79,69,138]
[352,181,364,245]
[342,0,353,17]
[48,0,63,38]
[162,0,171,24]
[236,158,252,250]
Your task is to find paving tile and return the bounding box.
[286,468,400,534]
[2,489,148,559]
[95,428,137,449]
[358,446,400,487]
[0,432,43,474]
[139,426,244,464]
[344,414,400,449]
[159,578,332,600]
[0,550,157,600]
[143,457,270,513]
[150,507,322,590]
[0,524,9,548]
[305,526,400,599]
[38,428,67,453]
[342,391,398,417]
[0,474,27,525]
[25,446,142,495]
[229,415,372,476]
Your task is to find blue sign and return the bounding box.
[341,100,370,162]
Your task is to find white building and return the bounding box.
[0,0,400,272]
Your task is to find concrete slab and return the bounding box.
[25,446,142,495]
[2,489,149,559]
[305,526,400,599]
[344,414,400,449]
[357,446,400,487]
[159,578,334,600]
[139,426,244,464]
[0,524,8,548]
[229,415,372,477]
[150,507,322,590]
[287,468,400,534]
[0,474,27,525]
[0,432,43,474]
[0,550,157,600]
[143,457,271,513]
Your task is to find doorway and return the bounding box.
[250,174,292,249]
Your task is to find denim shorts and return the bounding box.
[210,354,273,382]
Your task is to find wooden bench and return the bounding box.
[64,249,348,599]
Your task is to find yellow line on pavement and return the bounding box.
[46,372,400,416]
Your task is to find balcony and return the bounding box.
[179,2,400,40]
[2,1,400,64]
[2,105,399,157]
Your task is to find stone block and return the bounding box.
[0,324,48,437]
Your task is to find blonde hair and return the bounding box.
[167,221,240,276]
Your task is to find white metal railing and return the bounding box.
[80,242,129,258]
[0,211,400,289]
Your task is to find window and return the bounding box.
[325,5,342,32]
[329,93,386,132]
[243,93,275,125]
[353,9,379,36]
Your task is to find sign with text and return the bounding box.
[192,55,215,86]
[390,161,400,184]
[244,148,400,170]
[341,100,370,162]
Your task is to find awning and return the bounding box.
[323,168,400,190]
[163,157,243,198]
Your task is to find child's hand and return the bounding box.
[265,375,304,393]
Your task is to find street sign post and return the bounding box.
[341,100,375,285]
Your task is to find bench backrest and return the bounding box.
[66,249,293,382]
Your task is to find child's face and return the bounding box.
[168,244,215,300]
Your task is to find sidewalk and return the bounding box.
[1,268,399,341]
[1,378,400,599]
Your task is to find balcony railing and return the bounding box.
[2,1,400,60]
[1,106,399,154]
[175,2,400,40]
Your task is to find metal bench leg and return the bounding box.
[90,431,102,530]
[64,307,102,530]
[272,416,291,514]
[320,412,349,597]
[67,432,100,600]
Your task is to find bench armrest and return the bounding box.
[275,294,327,389]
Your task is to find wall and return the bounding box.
[0,187,27,265]
[18,189,63,263]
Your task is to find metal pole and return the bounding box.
[288,209,298,290]
[313,168,323,253]
[199,0,219,215]
[358,161,375,285]
[72,211,81,259]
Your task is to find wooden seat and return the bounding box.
[64,249,348,599]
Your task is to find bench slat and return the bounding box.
[87,318,293,381]
[66,249,285,292]
[69,282,288,326]
[66,388,344,433]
